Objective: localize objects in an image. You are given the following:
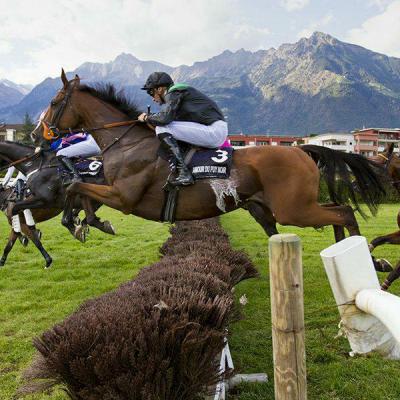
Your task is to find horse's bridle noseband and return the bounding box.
[42,78,79,140]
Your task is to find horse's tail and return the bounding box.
[300,144,385,217]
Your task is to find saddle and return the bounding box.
[158,142,234,223]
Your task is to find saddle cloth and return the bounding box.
[59,158,103,177]
[158,143,234,180]
[188,147,234,179]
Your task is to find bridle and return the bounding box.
[42,78,79,140]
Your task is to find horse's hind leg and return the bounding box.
[81,197,115,235]
[244,201,278,237]
[274,202,360,237]
[0,230,19,267]
[22,225,52,269]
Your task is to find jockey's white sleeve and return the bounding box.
[3,166,16,187]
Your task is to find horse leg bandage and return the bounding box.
[23,209,35,227]
[12,215,21,233]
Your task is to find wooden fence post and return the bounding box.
[269,234,307,400]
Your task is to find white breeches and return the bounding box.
[56,135,101,158]
[15,171,27,182]
[155,120,228,148]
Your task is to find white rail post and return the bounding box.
[320,235,400,359]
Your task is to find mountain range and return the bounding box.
[0,79,32,110]
[1,32,400,135]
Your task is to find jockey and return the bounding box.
[138,72,228,186]
[1,166,35,232]
[50,131,101,185]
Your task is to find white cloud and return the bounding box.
[280,0,310,12]
[0,0,271,84]
[297,14,333,39]
[0,41,12,55]
[346,0,400,57]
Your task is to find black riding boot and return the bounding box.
[158,133,194,186]
[57,156,82,185]
[15,179,25,201]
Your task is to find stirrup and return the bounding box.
[168,169,194,186]
[63,175,82,187]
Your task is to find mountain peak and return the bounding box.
[309,31,337,45]
[114,53,140,64]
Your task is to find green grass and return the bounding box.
[1,206,400,399]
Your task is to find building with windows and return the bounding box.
[352,128,400,155]
[228,128,400,156]
[228,133,298,148]
[0,124,23,142]
[303,133,354,153]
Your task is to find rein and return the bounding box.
[0,151,41,173]
[101,122,138,154]
[51,119,139,137]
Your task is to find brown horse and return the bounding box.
[368,143,400,289]
[32,71,384,248]
[369,143,400,250]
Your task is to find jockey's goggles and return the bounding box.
[146,88,155,97]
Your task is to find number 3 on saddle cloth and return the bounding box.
[158,141,234,223]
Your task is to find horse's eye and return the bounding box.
[51,100,58,106]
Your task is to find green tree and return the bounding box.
[20,112,35,144]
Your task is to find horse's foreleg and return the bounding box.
[381,260,400,291]
[370,231,400,251]
[244,201,278,237]
[0,229,19,267]
[61,196,79,240]
[22,225,52,268]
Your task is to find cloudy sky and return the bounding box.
[0,0,399,85]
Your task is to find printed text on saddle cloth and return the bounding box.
[188,147,233,180]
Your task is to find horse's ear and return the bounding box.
[61,68,68,89]
[74,74,80,85]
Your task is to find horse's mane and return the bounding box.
[79,83,142,119]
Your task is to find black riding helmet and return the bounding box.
[141,72,174,92]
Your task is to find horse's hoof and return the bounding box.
[73,216,81,226]
[0,259,5,267]
[45,258,53,269]
[19,236,29,247]
[74,225,88,243]
[103,221,116,235]
[375,258,393,273]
